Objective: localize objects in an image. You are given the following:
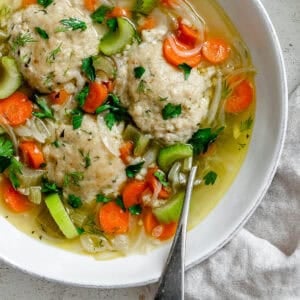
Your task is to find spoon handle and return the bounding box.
[154,166,198,300]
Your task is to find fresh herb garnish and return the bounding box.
[203,171,218,185]
[115,195,126,211]
[104,112,117,130]
[126,161,144,178]
[159,97,168,102]
[91,5,113,24]
[0,157,11,173]
[134,66,146,79]
[240,117,253,132]
[11,33,37,51]
[82,57,96,81]
[75,85,90,107]
[96,194,111,203]
[106,18,118,32]
[52,140,61,148]
[71,108,84,130]
[129,204,142,215]
[154,170,169,187]
[41,178,61,194]
[59,18,87,32]
[35,27,49,40]
[221,80,232,99]
[63,172,84,187]
[37,0,53,8]
[79,150,91,169]
[67,194,83,208]
[32,95,54,119]
[178,63,192,80]
[188,127,224,155]
[46,44,62,64]
[77,227,85,235]
[162,103,182,120]
[8,158,23,189]
[0,136,14,173]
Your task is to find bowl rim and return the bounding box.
[0,0,288,289]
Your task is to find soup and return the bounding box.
[0,0,255,258]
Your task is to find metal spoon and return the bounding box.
[154,166,198,300]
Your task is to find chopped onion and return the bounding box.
[183,157,193,172]
[18,167,45,188]
[168,34,203,57]
[111,234,129,253]
[168,162,181,185]
[97,115,124,157]
[29,186,42,205]
[80,233,113,253]
[143,147,159,168]
[207,71,223,125]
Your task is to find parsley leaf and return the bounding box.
[240,117,253,132]
[77,227,85,235]
[71,109,84,130]
[126,161,144,178]
[79,150,91,169]
[162,103,182,120]
[96,194,111,203]
[82,57,96,82]
[106,18,118,32]
[67,194,83,209]
[32,95,54,119]
[35,27,49,40]
[63,172,84,187]
[178,63,192,80]
[203,171,218,185]
[0,157,11,173]
[104,112,117,130]
[60,18,87,32]
[188,127,224,155]
[75,85,90,107]
[91,5,113,24]
[115,195,126,211]
[129,204,142,215]
[37,0,53,8]
[154,170,169,187]
[134,66,146,79]
[8,158,22,189]
[41,178,61,194]
[0,136,14,158]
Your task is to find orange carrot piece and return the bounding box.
[119,141,134,164]
[143,208,159,235]
[19,141,45,169]
[82,82,108,114]
[104,81,115,93]
[163,36,202,68]
[122,180,147,209]
[99,201,129,234]
[225,80,254,114]
[22,0,37,7]
[0,92,33,127]
[146,167,171,200]
[161,0,177,7]
[177,19,200,46]
[49,90,70,105]
[107,7,131,18]
[158,222,177,240]
[84,0,96,11]
[202,38,231,64]
[139,16,156,31]
[0,178,32,213]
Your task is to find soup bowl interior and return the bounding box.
[0,0,287,288]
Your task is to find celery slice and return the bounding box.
[135,0,158,14]
[153,191,185,224]
[99,18,135,56]
[158,144,193,172]
[134,134,151,156]
[45,194,78,239]
[0,56,22,99]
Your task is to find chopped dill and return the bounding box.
[11,33,37,52]
[46,44,62,64]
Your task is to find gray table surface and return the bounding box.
[1,0,299,299]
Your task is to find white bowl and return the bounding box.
[0,0,287,288]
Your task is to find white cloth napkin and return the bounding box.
[183,86,300,300]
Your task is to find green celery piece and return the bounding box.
[135,0,158,14]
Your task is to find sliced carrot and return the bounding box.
[158,222,177,240]
[0,178,32,213]
[163,36,202,68]
[177,19,200,47]
[143,208,159,235]
[161,0,177,7]
[82,82,108,114]
[84,0,96,11]
[99,201,129,234]
[107,7,131,18]
[22,0,37,7]
[19,141,45,169]
[202,38,231,64]
[119,141,134,164]
[139,16,156,31]
[103,81,115,93]
[225,80,253,114]
[146,167,171,200]
[122,180,147,209]
[0,92,33,127]
[49,90,70,105]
